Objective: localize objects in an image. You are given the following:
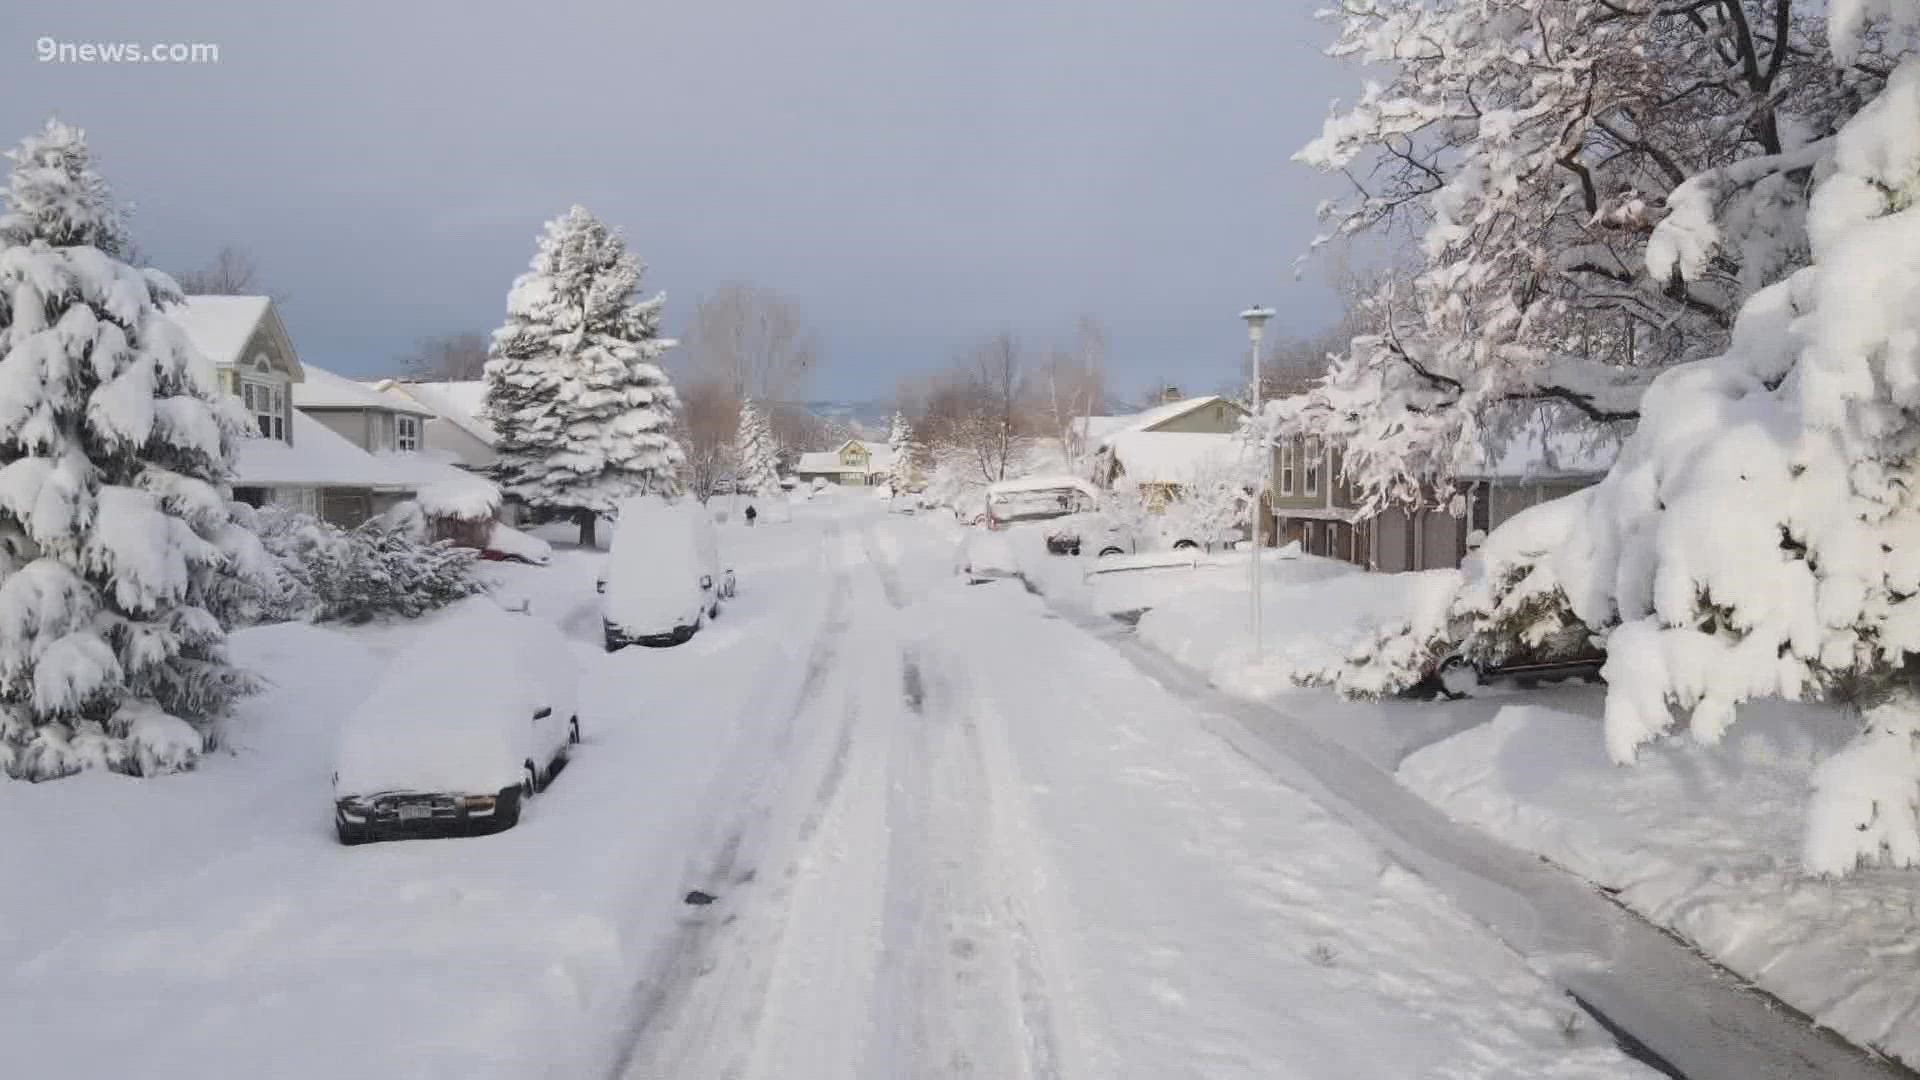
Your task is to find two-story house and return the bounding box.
[1090,394,1251,509]
[1266,435,1369,562]
[795,440,894,485]
[164,296,468,527]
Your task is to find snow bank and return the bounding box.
[1134,560,1459,700]
[1401,700,1920,1067]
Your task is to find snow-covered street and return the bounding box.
[2,498,1657,1077]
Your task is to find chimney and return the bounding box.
[1161,386,1181,404]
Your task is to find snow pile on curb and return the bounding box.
[1400,701,1920,1067]
[1135,563,1460,699]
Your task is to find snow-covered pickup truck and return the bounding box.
[332,598,580,844]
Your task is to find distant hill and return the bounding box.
[802,399,894,437]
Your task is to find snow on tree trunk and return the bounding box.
[0,120,272,780]
[482,205,684,548]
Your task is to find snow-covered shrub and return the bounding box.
[483,205,684,547]
[1288,570,1464,700]
[254,508,483,625]
[0,121,274,780]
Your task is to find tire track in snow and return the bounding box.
[608,533,856,1079]
[861,521,1074,1080]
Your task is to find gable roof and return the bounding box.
[1093,395,1244,449]
[162,295,305,380]
[295,365,434,415]
[377,379,498,447]
[232,411,404,490]
[1107,430,1249,486]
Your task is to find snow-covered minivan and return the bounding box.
[602,495,733,650]
[332,598,580,844]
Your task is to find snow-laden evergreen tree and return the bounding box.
[1289,0,1878,511]
[886,411,919,496]
[734,397,781,500]
[483,205,683,546]
[0,120,274,779]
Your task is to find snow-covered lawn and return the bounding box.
[1401,697,1920,1069]
[0,509,837,1077]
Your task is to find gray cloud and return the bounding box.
[1,0,1350,399]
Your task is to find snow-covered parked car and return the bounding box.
[984,475,1100,554]
[480,521,553,566]
[332,598,580,844]
[602,495,733,650]
[956,529,1022,584]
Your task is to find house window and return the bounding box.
[1280,440,1295,495]
[242,379,285,441]
[397,416,420,452]
[1304,439,1320,497]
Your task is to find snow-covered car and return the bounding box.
[480,521,553,566]
[332,598,580,844]
[1428,640,1606,697]
[602,495,730,650]
[984,476,1100,554]
[951,492,988,526]
[956,529,1021,584]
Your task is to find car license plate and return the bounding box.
[398,803,431,822]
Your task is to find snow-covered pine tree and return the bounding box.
[483,205,683,546]
[886,411,918,496]
[0,120,273,780]
[734,397,781,501]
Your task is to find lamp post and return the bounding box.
[1240,305,1275,656]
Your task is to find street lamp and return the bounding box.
[1240,305,1275,656]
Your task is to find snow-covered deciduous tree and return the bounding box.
[735,397,781,500]
[886,411,920,496]
[1291,0,1877,510]
[1162,451,1258,552]
[1345,5,1920,876]
[483,205,683,546]
[0,120,275,780]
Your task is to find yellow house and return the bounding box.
[794,439,896,486]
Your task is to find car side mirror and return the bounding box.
[700,575,713,590]
[532,706,552,721]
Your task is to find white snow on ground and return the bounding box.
[0,513,837,1077]
[1401,697,1920,1069]
[619,509,1647,1079]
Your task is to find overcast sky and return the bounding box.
[1,0,1351,401]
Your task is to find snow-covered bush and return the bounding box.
[254,508,483,625]
[483,205,684,547]
[0,120,274,780]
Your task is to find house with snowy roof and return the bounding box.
[1088,394,1250,506]
[794,439,895,486]
[368,379,498,471]
[163,296,469,527]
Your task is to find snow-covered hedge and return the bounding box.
[253,508,485,625]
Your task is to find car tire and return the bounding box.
[1098,546,1125,558]
[1436,655,1481,699]
[335,819,371,846]
[1172,539,1199,551]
